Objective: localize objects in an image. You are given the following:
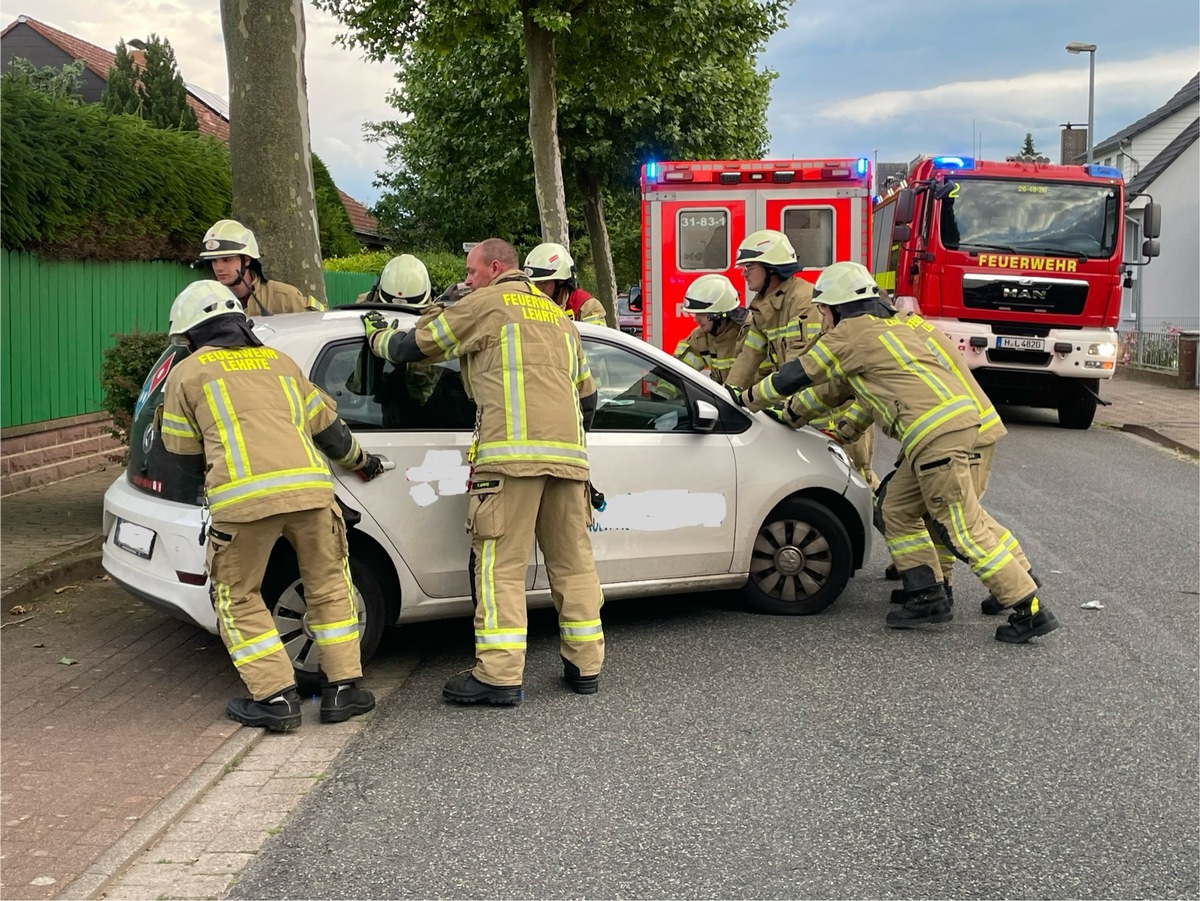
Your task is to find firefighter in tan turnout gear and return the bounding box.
[781,308,1038,614]
[524,242,610,327]
[672,274,750,385]
[740,262,1059,643]
[195,219,325,316]
[726,229,877,486]
[161,281,385,733]
[362,238,605,705]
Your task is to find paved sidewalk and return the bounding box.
[0,375,1193,900]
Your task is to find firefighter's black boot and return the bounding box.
[320,680,376,724]
[442,671,523,706]
[891,583,953,606]
[562,656,600,695]
[982,571,1041,615]
[884,564,901,581]
[995,596,1061,643]
[226,686,301,733]
[886,584,953,628]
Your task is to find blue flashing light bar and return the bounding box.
[856,157,869,175]
[931,156,975,170]
[1085,163,1123,180]
[646,161,658,179]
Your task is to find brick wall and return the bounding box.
[1,413,122,496]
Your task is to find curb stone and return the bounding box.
[1,540,105,609]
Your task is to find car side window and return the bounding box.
[311,339,476,431]
[584,339,693,432]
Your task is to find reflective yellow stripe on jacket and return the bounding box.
[202,375,333,514]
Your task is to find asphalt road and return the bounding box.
[230,418,1199,900]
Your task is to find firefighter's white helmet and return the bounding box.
[735,229,797,268]
[379,254,432,304]
[812,261,882,306]
[168,281,244,337]
[197,219,260,261]
[682,274,740,314]
[523,242,574,282]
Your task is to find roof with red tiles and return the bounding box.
[338,189,381,237]
[4,15,229,140]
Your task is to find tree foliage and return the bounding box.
[340,0,782,291]
[1020,132,1039,156]
[102,36,198,131]
[0,76,230,260]
[313,154,362,258]
[3,57,86,102]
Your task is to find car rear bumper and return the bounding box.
[102,475,216,633]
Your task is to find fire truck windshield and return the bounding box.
[937,178,1120,260]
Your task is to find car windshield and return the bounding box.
[937,177,1120,259]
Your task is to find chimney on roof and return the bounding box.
[127,38,147,69]
[1060,122,1088,166]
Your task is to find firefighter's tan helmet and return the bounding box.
[168,281,244,337]
[197,219,260,261]
[523,242,574,282]
[682,274,740,314]
[379,254,432,304]
[812,261,881,306]
[735,229,797,267]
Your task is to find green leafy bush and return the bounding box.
[1,77,231,261]
[325,249,466,294]
[99,330,170,454]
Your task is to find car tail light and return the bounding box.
[177,571,207,585]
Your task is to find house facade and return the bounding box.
[1084,75,1199,335]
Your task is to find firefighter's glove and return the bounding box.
[356,453,386,482]
[725,384,744,406]
[762,407,789,426]
[817,428,844,444]
[361,311,396,355]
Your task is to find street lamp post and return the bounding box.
[1066,42,1097,164]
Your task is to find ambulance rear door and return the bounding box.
[643,191,749,354]
[762,186,871,286]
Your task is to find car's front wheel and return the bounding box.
[741,497,853,616]
[262,552,386,694]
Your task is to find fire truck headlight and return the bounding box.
[1088,342,1116,357]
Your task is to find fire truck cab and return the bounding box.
[640,158,873,355]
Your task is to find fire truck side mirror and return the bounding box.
[893,224,911,243]
[1142,202,1161,239]
[895,189,916,226]
[1142,239,1161,259]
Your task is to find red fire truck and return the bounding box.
[639,158,873,355]
[872,155,1161,429]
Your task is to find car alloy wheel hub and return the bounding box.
[774,545,805,576]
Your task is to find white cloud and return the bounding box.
[815,48,1198,128]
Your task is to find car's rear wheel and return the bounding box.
[262,552,386,695]
[741,497,853,616]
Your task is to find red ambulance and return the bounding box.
[639,158,873,354]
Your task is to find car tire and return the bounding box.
[1057,380,1097,430]
[262,551,387,695]
[741,497,853,616]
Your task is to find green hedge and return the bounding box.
[325,249,466,295]
[1,77,231,262]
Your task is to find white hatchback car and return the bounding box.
[104,304,873,687]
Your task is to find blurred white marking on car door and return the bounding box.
[406,450,470,506]
[593,490,726,531]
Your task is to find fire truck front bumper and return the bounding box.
[937,322,1119,380]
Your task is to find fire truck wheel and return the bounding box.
[742,497,853,616]
[262,545,387,695]
[1057,380,1098,430]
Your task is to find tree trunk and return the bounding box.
[220,0,327,307]
[522,15,569,246]
[581,176,617,327]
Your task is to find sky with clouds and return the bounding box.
[3,1,1197,209]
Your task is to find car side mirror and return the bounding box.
[1142,239,1160,259]
[893,224,911,243]
[694,398,719,432]
[1142,202,1161,239]
[895,188,915,225]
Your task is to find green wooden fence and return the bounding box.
[1,251,378,430]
